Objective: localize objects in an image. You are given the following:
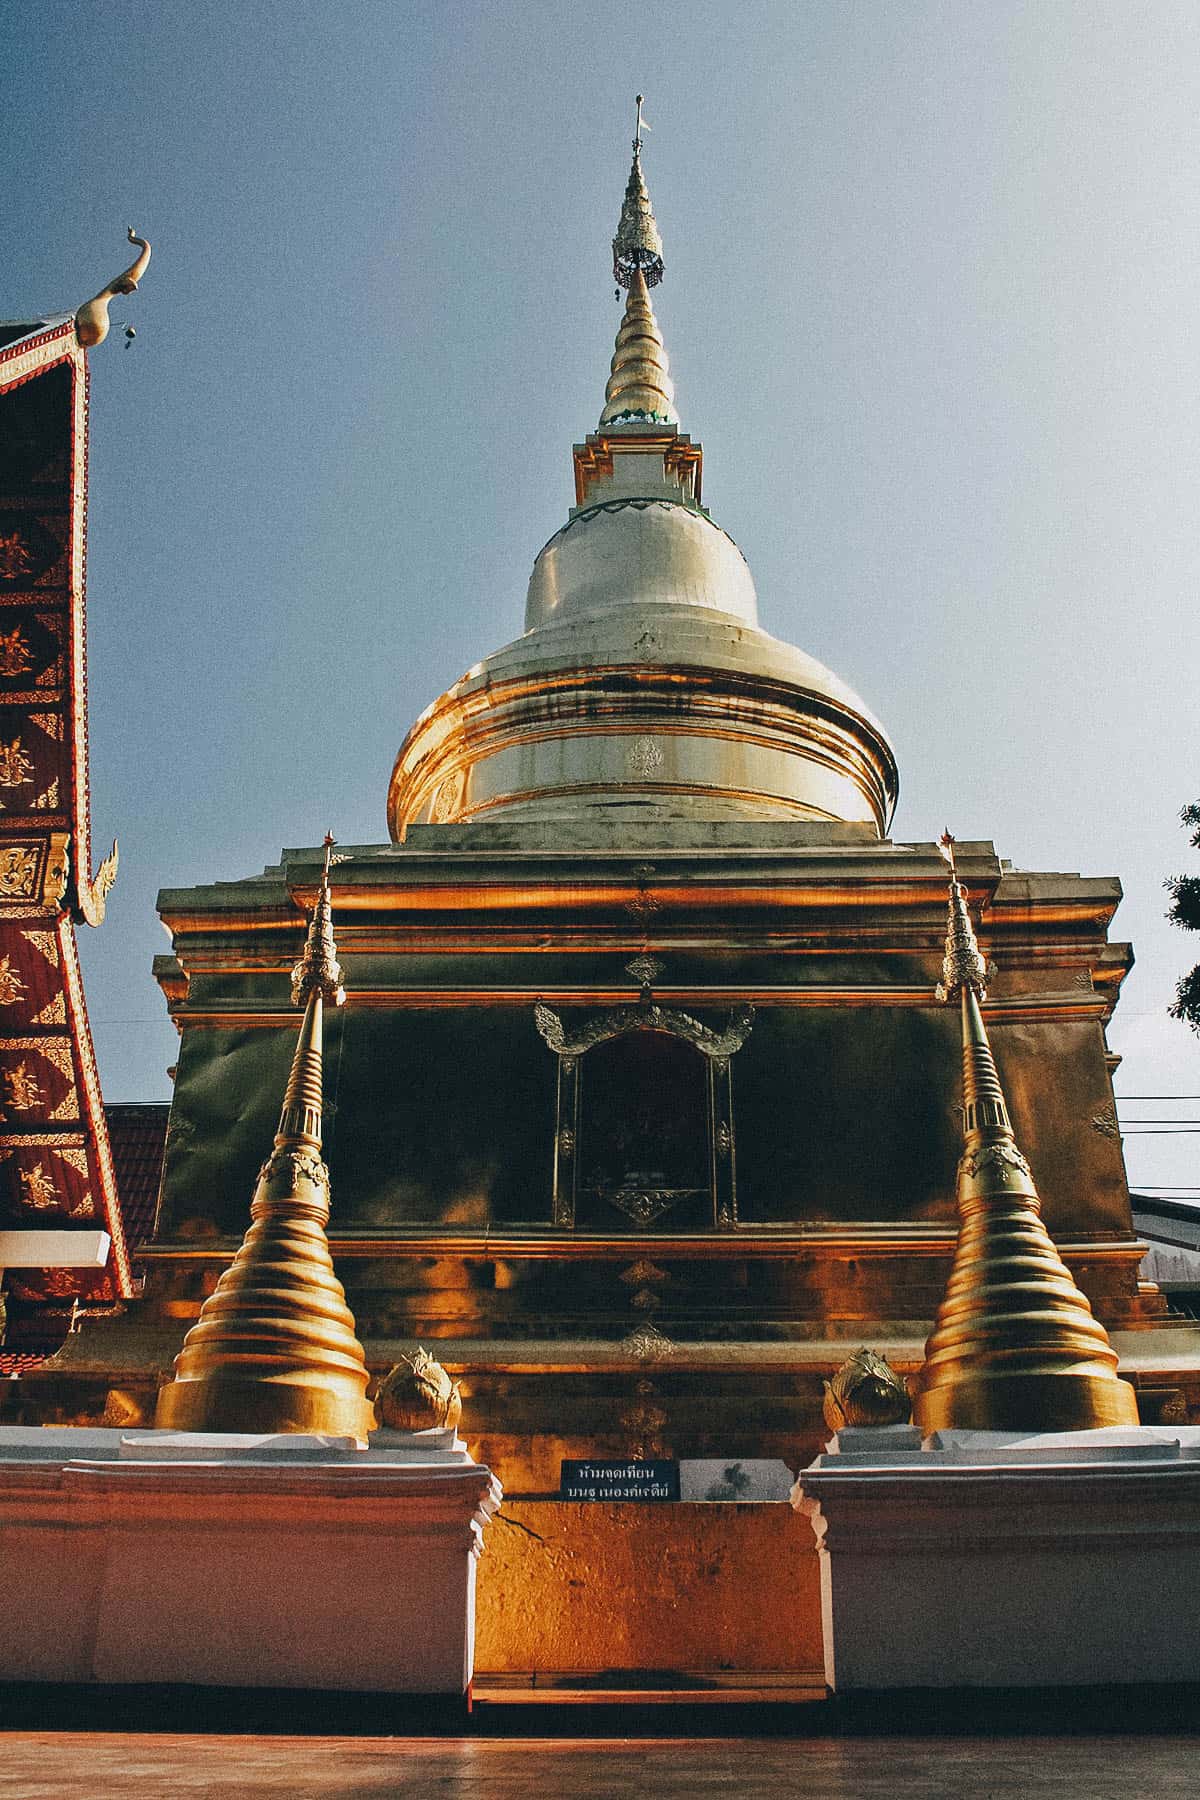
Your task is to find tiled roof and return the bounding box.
[1132,1195,1200,1253]
[0,1351,48,1376]
[104,1103,169,1254]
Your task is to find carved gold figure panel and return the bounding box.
[2,1058,42,1111]
[0,625,34,678]
[0,737,34,792]
[0,955,26,1006]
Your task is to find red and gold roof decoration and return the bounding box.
[0,306,138,1306]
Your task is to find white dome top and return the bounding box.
[525,498,758,631]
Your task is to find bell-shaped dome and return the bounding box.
[525,498,758,631]
[388,599,896,837]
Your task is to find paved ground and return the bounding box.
[3,1730,1200,1799]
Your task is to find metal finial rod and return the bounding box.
[938,828,957,875]
[290,837,346,1008]
[935,828,988,1003]
[612,95,664,294]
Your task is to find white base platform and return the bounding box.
[0,1426,501,1694]
[793,1425,1200,1692]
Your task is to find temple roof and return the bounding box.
[0,319,71,351]
[104,1103,169,1251]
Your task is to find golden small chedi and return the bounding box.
[912,835,1140,1433]
[154,838,376,1440]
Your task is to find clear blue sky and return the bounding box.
[3,1,1198,1192]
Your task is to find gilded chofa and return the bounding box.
[75,228,151,350]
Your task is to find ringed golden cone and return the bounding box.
[912,834,1139,1434]
[600,268,676,427]
[155,837,375,1439]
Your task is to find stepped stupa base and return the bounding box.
[0,1426,500,1695]
[794,1426,1200,1692]
[154,1373,377,1440]
[914,1368,1140,1434]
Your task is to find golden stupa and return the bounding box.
[913,835,1140,1433]
[155,837,375,1438]
[22,102,1179,1497]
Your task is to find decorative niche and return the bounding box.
[534,989,753,1231]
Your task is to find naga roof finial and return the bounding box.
[75,227,151,350]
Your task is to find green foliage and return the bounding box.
[1168,802,1200,1032]
[1171,875,1200,936]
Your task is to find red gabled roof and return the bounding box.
[0,321,136,1305]
[0,318,76,389]
[104,1103,169,1254]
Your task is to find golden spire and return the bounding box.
[155,837,375,1439]
[912,833,1139,1433]
[600,97,676,429]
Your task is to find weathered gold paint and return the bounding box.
[474,1502,823,1679]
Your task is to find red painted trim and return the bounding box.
[58,916,133,1294]
[0,322,77,392]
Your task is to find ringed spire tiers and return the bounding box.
[387,104,898,840]
[155,836,375,1439]
[602,98,675,429]
[600,269,677,430]
[912,835,1139,1433]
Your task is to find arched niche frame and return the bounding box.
[533,998,755,1231]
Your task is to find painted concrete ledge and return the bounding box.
[794,1425,1200,1691]
[0,1426,500,1694]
